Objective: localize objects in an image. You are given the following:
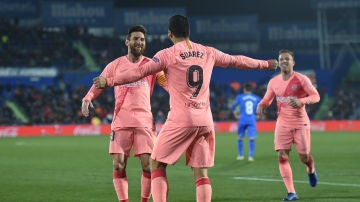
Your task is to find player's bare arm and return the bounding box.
[93,76,107,89]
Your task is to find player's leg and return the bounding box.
[193,167,212,202]
[236,124,246,160]
[275,125,298,200]
[150,159,168,202]
[110,129,133,202]
[187,126,215,202]
[278,150,296,194]
[247,124,257,161]
[294,126,317,187]
[112,153,129,202]
[139,154,151,202]
[133,128,157,202]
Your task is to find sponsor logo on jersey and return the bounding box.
[125,80,149,87]
[276,96,297,103]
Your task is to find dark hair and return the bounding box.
[168,14,190,38]
[279,49,294,59]
[127,25,147,40]
[243,83,253,92]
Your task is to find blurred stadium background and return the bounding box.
[1,0,360,133]
[1,0,360,202]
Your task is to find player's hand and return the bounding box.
[256,104,265,119]
[267,59,278,71]
[81,100,94,117]
[93,76,107,89]
[233,111,240,119]
[288,98,302,108]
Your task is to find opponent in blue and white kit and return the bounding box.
[231,83,260,162]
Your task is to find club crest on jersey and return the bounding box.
[152,57,159,63]
[292,84,298,91]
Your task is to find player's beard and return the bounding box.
[130,44,146,57]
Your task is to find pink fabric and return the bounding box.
[141,171,151,200]
[195,177,212,202]
[151,126,215,167]
[109,128,155,156]
[113,176,128,201]
[151,169,168,202]
[274,123,311,154]
[259,72,320,127]
[83,56,159,130]
[107,40,270,127]
[278,157,295,193]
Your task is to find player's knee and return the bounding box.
[151,159,167,171]
[299,154,309,164]
[277,150,289,158]
[113,161,126,171]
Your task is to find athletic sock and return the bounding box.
[141,170,151,202]
[237,139,244,156]
[195,177,212,202]
[249,139,255,158]
[151,169,168,202]
[278,157,295,193]
[113,171,128,202]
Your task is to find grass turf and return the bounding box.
[0,131,359,202]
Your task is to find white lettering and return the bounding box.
[276,96,298,103]
[268,25,318,41]
[0,127,18,137]
[51,3,105,18]
[73,126,100,135]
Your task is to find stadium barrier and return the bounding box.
[1,120,360,137]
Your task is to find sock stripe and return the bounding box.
[278,157,289,164]
[195,177,211,187]
[113,171,127,179]
[151,169,166,180]
[142,171,151,179]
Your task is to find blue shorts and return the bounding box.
[237,123,257,139]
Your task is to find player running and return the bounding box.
[257,49,320,201]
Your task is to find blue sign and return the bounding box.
[0,0,39,18]
[260,22,319,50]
[190,15,259,42]
[42,2,113,26]
[115,8,186,34]
[311,0,360,9]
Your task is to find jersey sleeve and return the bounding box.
[258,81,276,108]
[231,96,240,111]
[106,52,166,87]
[211,47,269,70]
[82,62,115,101]
[156,71,168,92]
[299,75,320,105]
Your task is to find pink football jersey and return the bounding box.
[83,56,159,130]
[259,72,320,127]
[106,40,271,127]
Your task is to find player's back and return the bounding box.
[237,93,260,124]
[156,40,216,127]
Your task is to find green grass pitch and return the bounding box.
[0,131,359,202]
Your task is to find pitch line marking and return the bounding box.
[233,176,360,187]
